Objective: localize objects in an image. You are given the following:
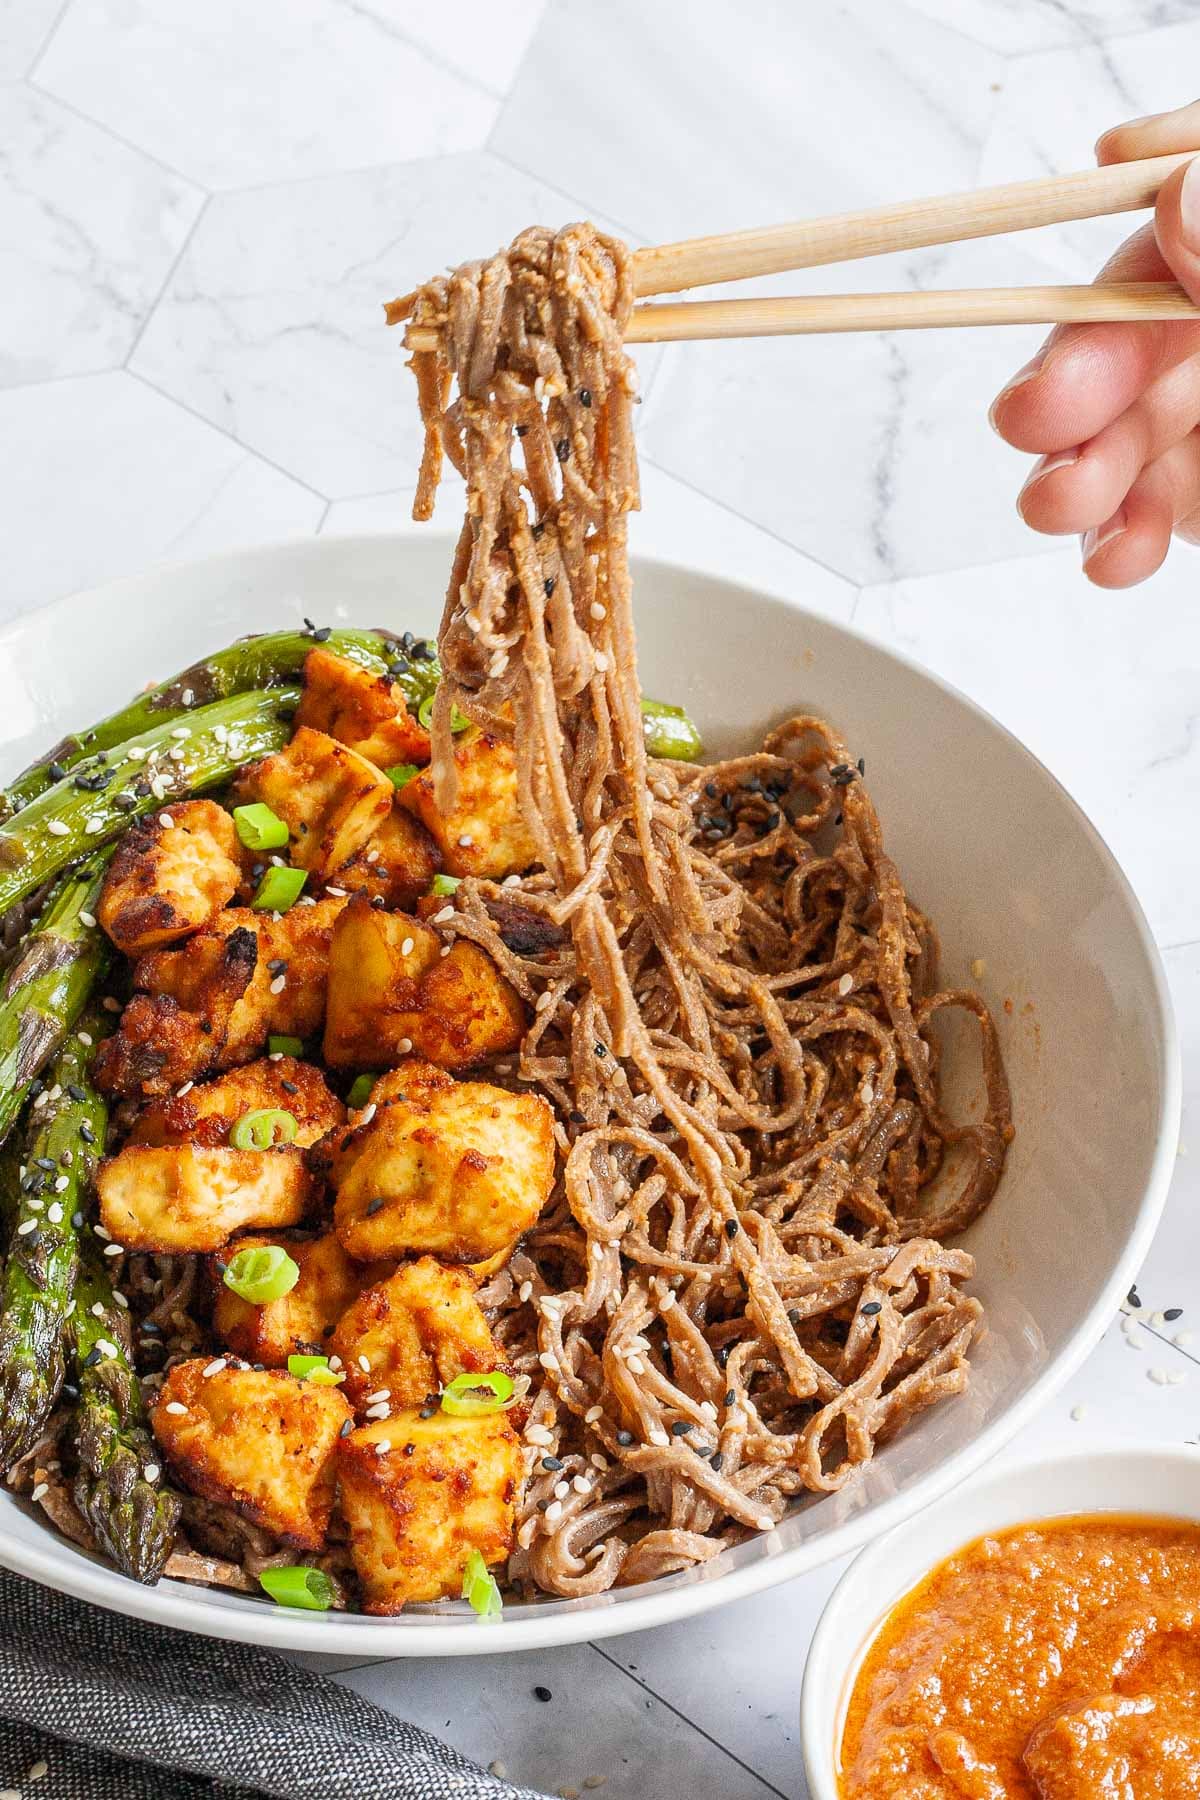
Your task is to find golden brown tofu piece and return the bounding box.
[337,1410,521,1613]
[97,800,242,954]
[130,1056,344,1149]
[96,1144,312,1253]
[294,647,431,769]
[233,726,392,879]
[210,1230,372,1365]
[330,1257,503,1411]
[399,728,537,880]
[324,1060,555,1262]
[152,1361,350,1550]
[334,804,441,912]
[94,898,347,1099]
[323,895,524,1071]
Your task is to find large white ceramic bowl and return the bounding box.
[800,1443,1200,1797]
[0,534,1179,1655]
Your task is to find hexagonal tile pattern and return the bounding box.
[38,0,498,188]
[0,85,202,385]
[131,151,645,498]
[904,0,1196,53]
[0,372,322,618]
[0,0,63,79]
[399,0,548,96]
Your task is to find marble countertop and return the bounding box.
[4,1,1199,1794]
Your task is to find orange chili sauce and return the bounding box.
[838,1513,1200,1799]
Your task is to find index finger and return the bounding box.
[1096,97,1200,166]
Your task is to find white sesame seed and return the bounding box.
[181,690,194,708]
[325,885,347,898]
[432,906,455,924]
[539,1351,557,1370]
[553,1480,569,1500]
[30,1482,48,1504]
[269,974,286,994]
[365,1403,391,1421]
[589,602,606,621]
[659,1290,676,1312]
[170,727,190,741]
[861,1082,875,1106]
[143,1463,160,1483]
[1167,1369,1187,1386]
[95,1337,118,1359]
[103,1242,124,1257]
[176,1080,193,1097]
[48,1084,61,1101]
[15,1220,36,1237]
[488,1762,508,1781]
[837,973,853,996]
[158,812,174,829]
[525,1425,552,1447]
[213,724,227,744]
[328,1355,343,1371]
[374,1438,392,1457]
[31,1091,48,1108]
[47,820,70,837]
[440,944,451,957]
[502,873,521,888]
[572,1475,591,1495]
[590,1453,608,1471]
[79,911,97,929]
[93,1224,111,1240]
[1151,1310,1167,1327]
[91,1302,104,1318]
[47,1203,63,1224]
[1070,1405,1087,1422]
[536,991,554,1012]
[202,1358,227,1378]
[626,1355,645,1375]
[363,1389,391,1406]
[584,1405,602,1424]
[102,996,122,1013]
[517,1518,537,1549]
[358,1355,371,1373]
[53,1175,69,1193]
[26,1198,43,1214]
[594,651,610,674]
[168,746,186,762]
[1147,1366,1172,1385]
[365,850,380,864]
[1176,1331,1194,1347]
[545,1500,563,1523]
[112,1290,128,1309]
[457,835,473,848]
[396,1036,413,1055]
[164,1401,188,1416]
[27,1761,48,1783]
[649,1428,670,1447]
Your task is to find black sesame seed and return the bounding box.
[724,1219,739,1240]
[267,958,287,975]
[1165,1307,1184,1322]
[47,762,67,782]
[716,1343,732,1368]
[66,1083,87,1103]
[322,1322,335,1338]
[214,1259,228,1276]
[35,1157,57,1173]
[24,1229,41,1250]
[857,757,865,776]
[403,1442,415,1456]
[541,1454,564,1471]
[579,388,592,408]
[412,640,435,660]
[829,763,857,787]
[531,522,545,540]
[616,1429,634,1446]
[515,424,528,438]
[1128,1287,1142,1309]
[133,778,151,797]
[71,1212,83,1230]
[834,811,843,826]
[724,1389,735,1407]
[568,1109,586,1125]
[313,626,332,643]
[419,1405,436,1420]
[371,894,386,909]
[555,438,570,463]
[83,1346,102,1368]
[339,1419,353,1438]
[708,1452,725,1473]
[113,792,138,813]
[670,1421,692,1436]
[79,1122,96,1145]
[61,1383,78,1402]
[366,1197,386,1216]
[534,1686,553,1703]
[762,809,781,832]
[280,1080,299,1096]
[861,1301,882,1317]
[401,631,415,652]
[787,1309,801,1327]
[544,577,556,597]
[594,1042,607,1058]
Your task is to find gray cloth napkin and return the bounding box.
[0,1570,546,1799]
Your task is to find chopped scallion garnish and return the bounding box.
[223,1244,300,1304]
[385,762,419,790]
[230,1107,298,1150]
[287,1353,343,1386]
[430,874,461,897]
[441,1370,516,1417]
[417,692,471,733]
[268,1034,304,1058]
[251,865,307,913]
[460,1548,502,1620]
[259,1565,334,1611]
[347,1073,374,1108]
[232,801,290,851]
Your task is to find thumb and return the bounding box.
[1154,156,1200,305]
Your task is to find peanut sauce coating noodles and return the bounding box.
[388,223,1013,1596]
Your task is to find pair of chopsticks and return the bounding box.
[401,151,1200,348]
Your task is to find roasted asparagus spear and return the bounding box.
[0,863,110,1147]
[0,687,299,915]
[0,1018,105,1467]
[71,1247,181,1585]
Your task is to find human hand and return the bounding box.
[990,100,1200,587]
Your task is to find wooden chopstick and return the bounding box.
[632,152,1196,295]
[622,283,1200,342]
[396,151,1200,350]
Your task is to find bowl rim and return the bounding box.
[0,532,1181,1656]
[799,1441,1200,1798]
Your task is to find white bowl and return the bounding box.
[0,533,1179,1655]
[800,1443,1200,1797]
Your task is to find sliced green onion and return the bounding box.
[287,1353,343,1386]
[251,865,307,913]
[223,1244,300,1304]
[347,1073,374,1109]
[460,1548,502,1620]
[231,1107,298,1150]
[233,801,290,851]
[385,762,419,790]
[641,697,703,762]
[441,1370,516,1417]
[268,1034,304,1058]
[259,1565,334,1611]
[430,873,462,897]
[417,692,471,734]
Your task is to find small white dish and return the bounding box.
[0,533,1180,1654]
[800,1442,1200,1798]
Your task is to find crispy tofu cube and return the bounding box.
[337,1411,521,1613]
[130,1056,344,1148]
[210,1230,373,1364]
[97,800,242,954]
[94,898,347,1099]
[335,804,442,911]
[96,1144,312,1253]
[326,1059,555,1262]
[294,647,431,768]
[323,894,524,1071]
[399,728,537,879]
[152,1361,350,1550]
[330,1257,503,1411]
[234,727,392,879]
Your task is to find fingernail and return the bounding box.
[988,358,1046,433]
[1180,156,1200,253]
[1018,447,1079,510]
[1081,510,1126,566]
